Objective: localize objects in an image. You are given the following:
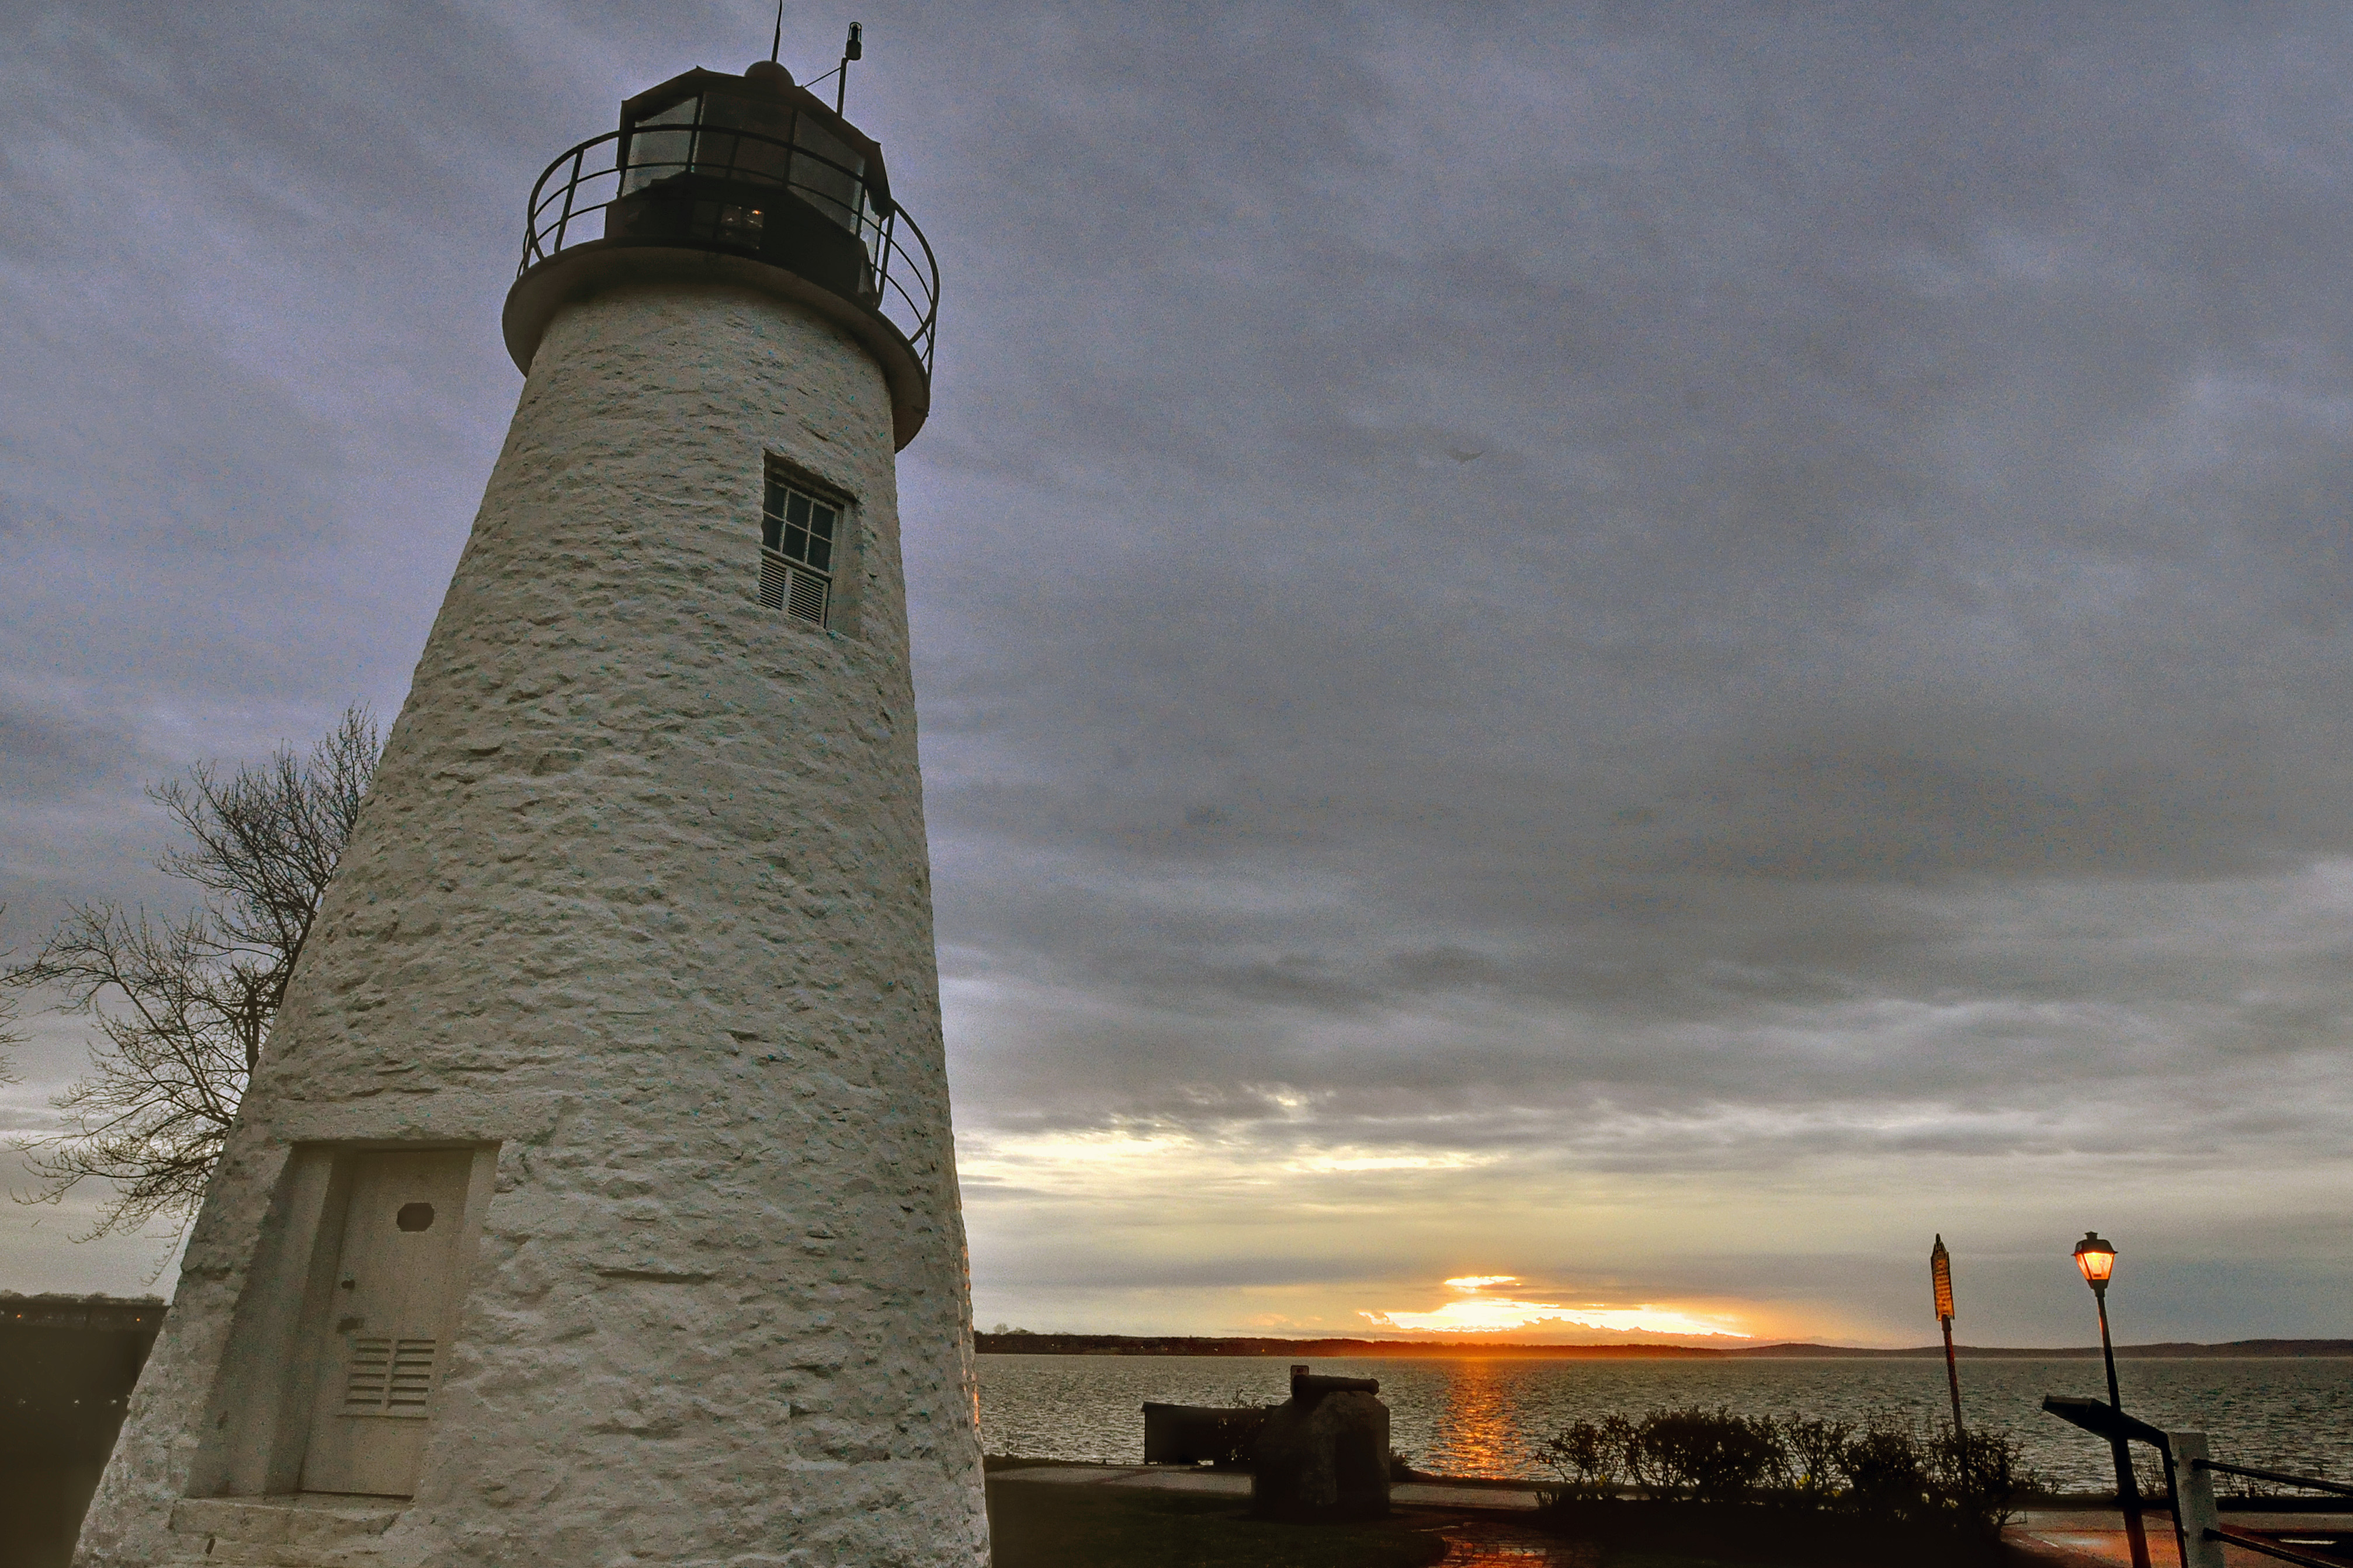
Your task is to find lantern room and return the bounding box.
[507,58,938,447]
[611,62,890,308]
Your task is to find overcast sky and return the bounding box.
[4,1,2351,1347]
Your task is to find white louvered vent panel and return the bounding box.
[386,1339,438,1414]
[343,1337,392,1409]
[341,1335,436,1417]
[787,569,830,626]
[760,549,830,628]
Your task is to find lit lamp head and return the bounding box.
[1930,1235,1955,1322]
[2073,1231,2117,1295]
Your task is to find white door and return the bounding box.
[299,1150,473,1497]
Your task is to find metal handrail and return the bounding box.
[2198,1461,2353,1500]
[2205,1529,2351,1568]
[517,126,939,376]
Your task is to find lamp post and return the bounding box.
[1931,1236,1965,1437]
[2075,1232,2150,1568]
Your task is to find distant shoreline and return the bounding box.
[974,1332,2353,1360]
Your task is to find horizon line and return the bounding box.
[972,1329,2353,1358]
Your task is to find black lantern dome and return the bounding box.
[506,60,938,447]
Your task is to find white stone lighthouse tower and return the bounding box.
[76,58,987,1568]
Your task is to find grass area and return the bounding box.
[984,1477,1449,1568]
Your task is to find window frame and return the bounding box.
[758,455,856,634]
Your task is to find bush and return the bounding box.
[1779,1416,1854,1498]
[1640,1407,1784,1504]
[1536,1416,1629,1499]
[1841,1422,1931,1521]
[1934,1426,2025,1544]
[1534,1404,2026,1553]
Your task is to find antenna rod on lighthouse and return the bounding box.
[836,21,862,114]
[769,0,785,64]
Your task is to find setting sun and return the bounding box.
[1360,1276,1752,1341]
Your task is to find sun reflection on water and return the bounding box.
[1428,1357,1521,1479]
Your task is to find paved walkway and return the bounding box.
[988,1461,1544,1511]
[991,1468,2353,1567]
[990,1468,1579,1565]
[2007,1507,2352,1568]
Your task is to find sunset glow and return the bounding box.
[1361,1276,1752,1341]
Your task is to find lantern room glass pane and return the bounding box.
[789,116,869,242]
[623,97,700,193]
[621,98,701,193]
[697,92,796,187]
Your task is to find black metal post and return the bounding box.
[835,22,862,116]
[2094,1283,2152,1568]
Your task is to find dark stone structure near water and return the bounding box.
[1250,1364,1390,1521]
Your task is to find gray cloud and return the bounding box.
[4,1,2351,1338]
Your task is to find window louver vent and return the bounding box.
[787,569,828,625]
[760,549,830,627]
[343,1336,437,1419]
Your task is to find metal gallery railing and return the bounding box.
[519,126,939,376]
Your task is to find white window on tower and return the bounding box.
[759,468,843,628]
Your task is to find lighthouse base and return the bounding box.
[158,1495,405,1567]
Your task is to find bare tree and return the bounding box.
[0,977,19,1086]
[2,705,380,1237]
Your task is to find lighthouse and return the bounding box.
[76,54,987,1568]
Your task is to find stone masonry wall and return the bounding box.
[74,280,989,1567]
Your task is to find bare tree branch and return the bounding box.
[0,936,20,1089]
[0,705,381,1238]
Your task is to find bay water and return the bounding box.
[977,1354,2353,1493]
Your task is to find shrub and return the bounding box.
[1779,1416,1854,1498]
[1537,1418,1622,1499]
[1533,1404,2028,1550]
[1930,1426,2025,1543]
[1639,1407,1782,1504]
[1841,1421,1933,1522]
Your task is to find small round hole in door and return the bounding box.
[395,1202,436,1232]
